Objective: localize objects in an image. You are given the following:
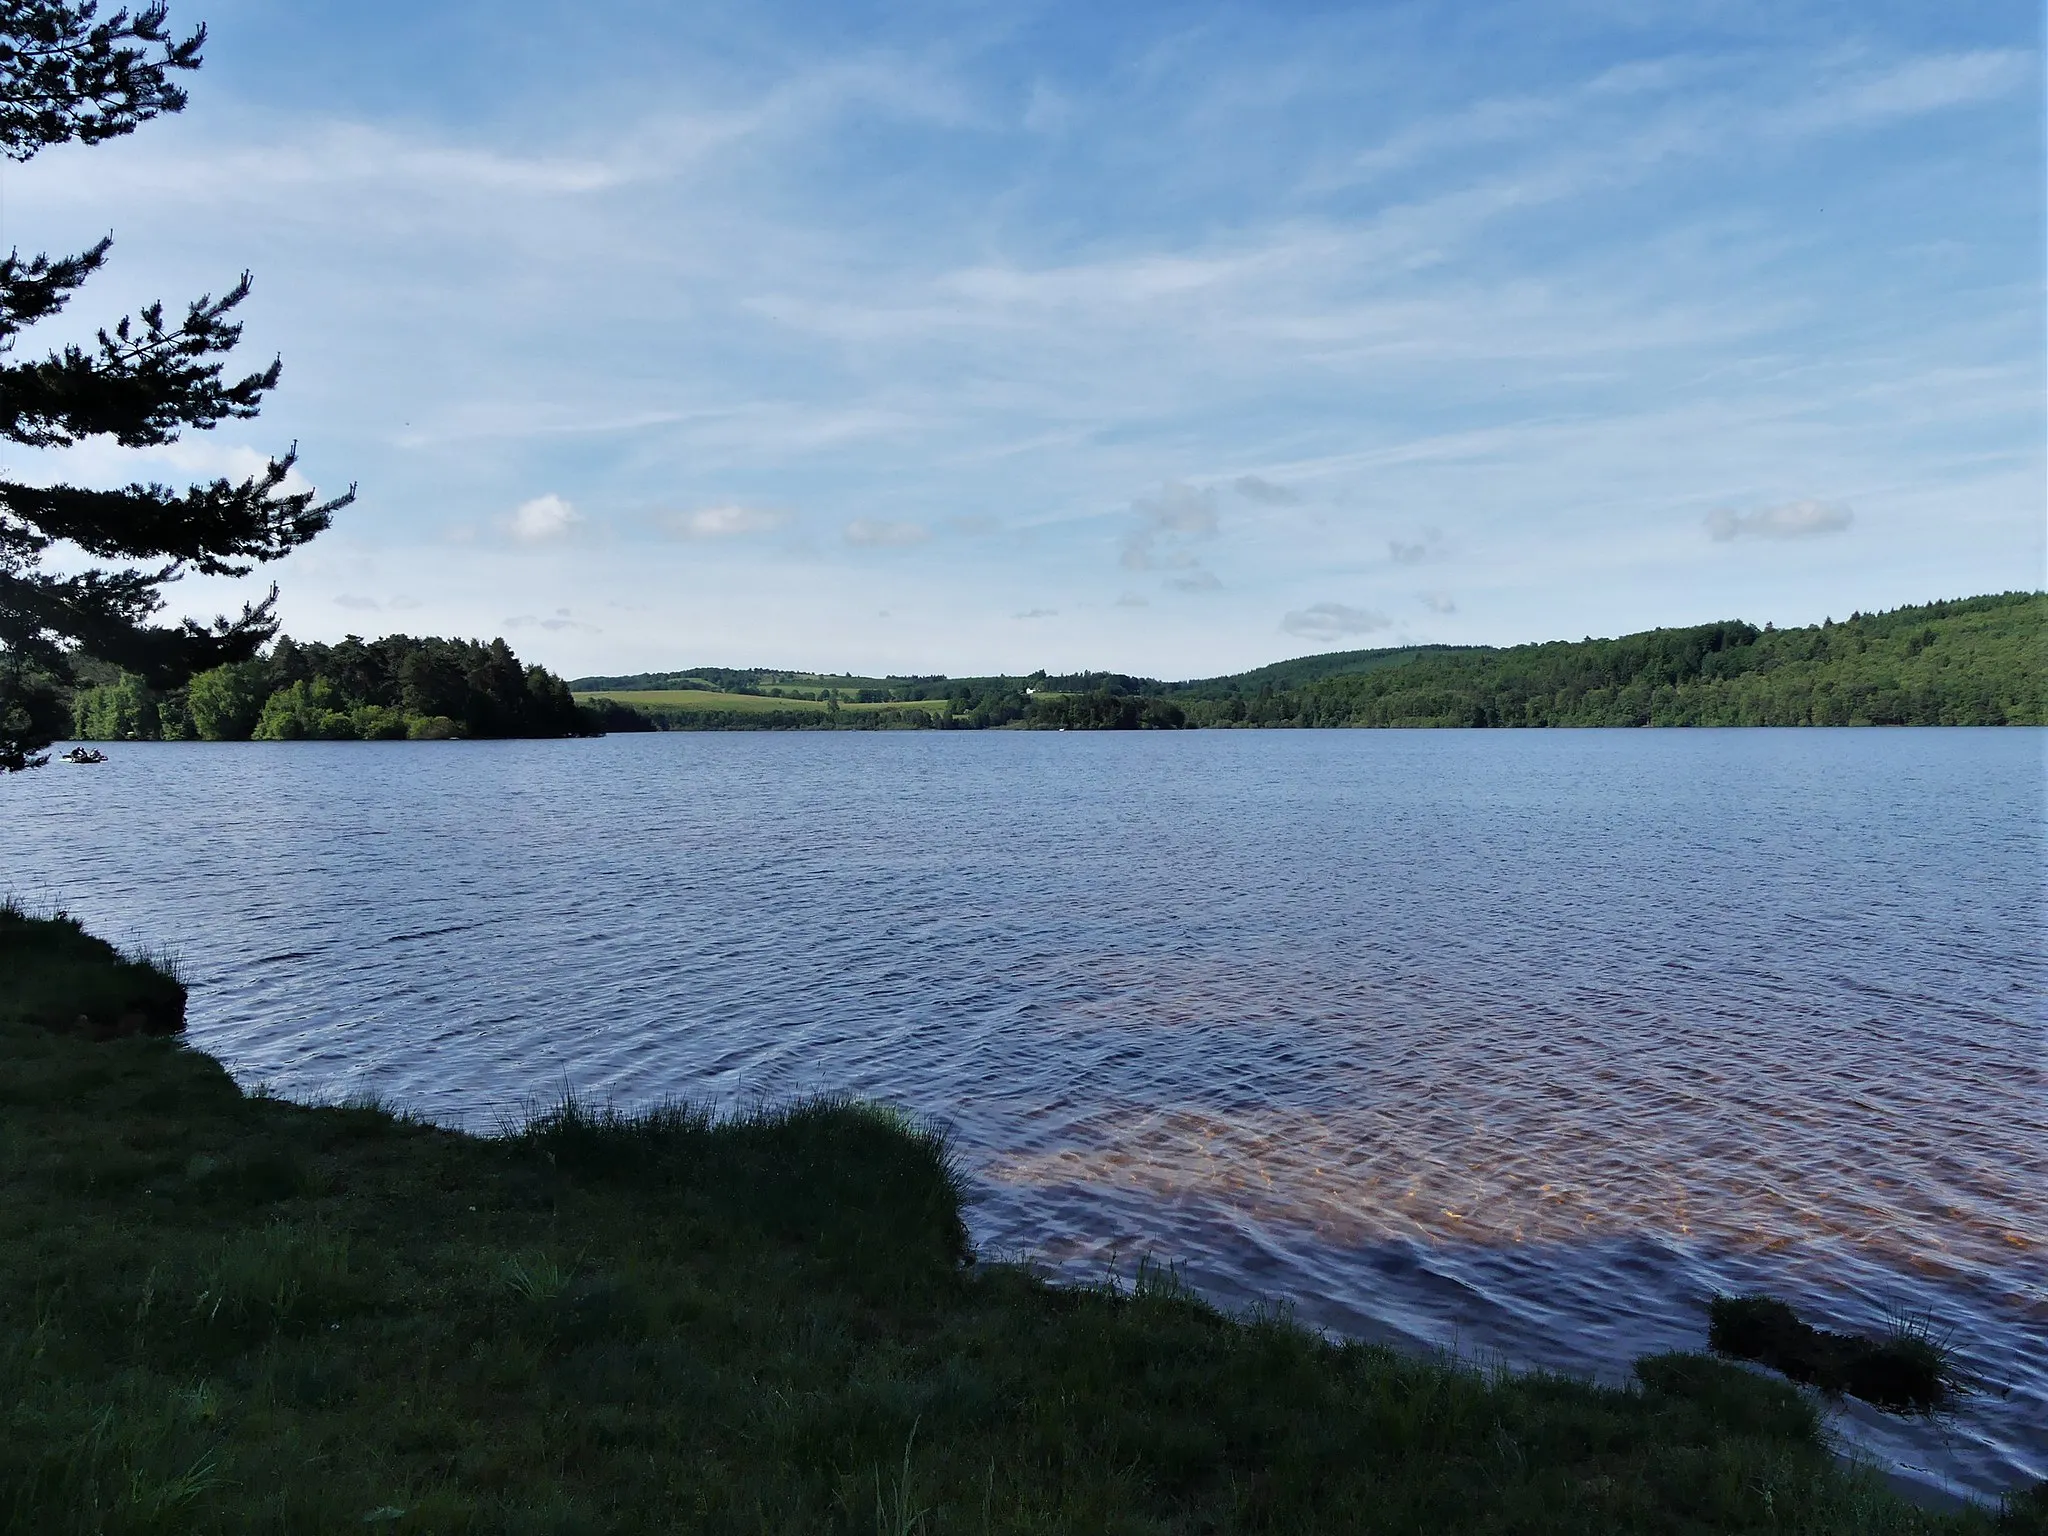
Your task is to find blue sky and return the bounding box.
[10,0,2041,678]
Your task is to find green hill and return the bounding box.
[1208,593,2044,729]
[1164,644,1480,699]
[574,593,2046,731]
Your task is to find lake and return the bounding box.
[5,728,2042,1504]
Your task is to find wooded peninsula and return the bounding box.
[67,635,598,743]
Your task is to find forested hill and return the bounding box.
[576,593,2044,730]
[1163,644,1480,698]
[1209,593,2044,728]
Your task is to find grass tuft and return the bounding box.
[499,1252,575,1304]
[1708,1293,1964,1414]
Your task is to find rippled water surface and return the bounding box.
[6,730,2043,1502]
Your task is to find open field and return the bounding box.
[575,689,948,715]
[5,905,2042,1533]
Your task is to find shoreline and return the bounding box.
[5,905,2041,1532]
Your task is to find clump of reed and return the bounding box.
[1708,1293,1966,1414]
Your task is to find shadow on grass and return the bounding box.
[0,898,186,1037]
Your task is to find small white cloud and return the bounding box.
[1114,592,1150,608]
[844,519,930,547]
[1013,607,1058,620]
[1233,475,1301,506]
[1282,602,1392,642]
[670,504,787,538]
[1419,591,1457,614]
[509,493,582,542]
[334,594,382,611]
[1705,500,1854,542]
[1168,569,1222,592]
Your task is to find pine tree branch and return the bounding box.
[0,236,112,342]
[0,2,204,162]
[0,272,280,446]
[0,566,276,684]
[0,447,355,573]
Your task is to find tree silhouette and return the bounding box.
[0,3,351,769]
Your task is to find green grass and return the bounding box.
[4,914,2042,1534]
[573,690,948,715]
[0,901,185,1038]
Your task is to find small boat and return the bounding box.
[60,747,107,764]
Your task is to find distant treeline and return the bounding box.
[583,593,2045,732]
[71,635,601,743]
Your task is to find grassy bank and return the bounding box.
[0,903,186,1040]
[3,914,2041,1533]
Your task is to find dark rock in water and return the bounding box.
[1708,1293,1953,1414]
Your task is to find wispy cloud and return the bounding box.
[668,504,787,538]
[1233,474,1301,505]
[1782,51,2033,135]
[16,7,2029,678]
[1122,482,1219,574]
[1388,528,1445,565]
[1281,603,1391,642]
[1705,500,1854,542]
[505,608,602,633]
[1013,607,1058,619]
[844,518,931,547]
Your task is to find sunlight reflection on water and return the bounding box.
[5,728,2042,1503]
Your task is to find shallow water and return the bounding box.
[5,729,2043,1503]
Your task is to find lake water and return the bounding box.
[5,729,2043,1504]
